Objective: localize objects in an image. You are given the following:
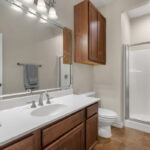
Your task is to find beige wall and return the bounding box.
[121,13,131,44]
[73,64,94,94]
[72,0,94,94]
[93,0,148,123]
[0,3,63,94]
[131,14,150,44]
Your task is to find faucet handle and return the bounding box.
[39,93,44,106]
[26,89,33,94]
[45,92,53,104]
[27,101,36,108]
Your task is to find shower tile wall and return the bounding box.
[129,48,150,122]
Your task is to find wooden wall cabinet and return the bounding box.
[1,103,98,150]
[63,27,72,64]
[74,0,106,65]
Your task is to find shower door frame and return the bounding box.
[124,41,150,123]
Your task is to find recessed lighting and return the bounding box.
[11,4,22,12]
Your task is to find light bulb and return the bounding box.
[37,0,47,12]
[49,6,58,20]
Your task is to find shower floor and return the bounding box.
[130,114,150,123]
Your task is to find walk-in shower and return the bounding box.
[124,41,150,133]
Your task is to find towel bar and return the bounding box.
[17,63,42,67]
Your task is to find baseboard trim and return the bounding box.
[112,122,124,128]
[125,120,150,133]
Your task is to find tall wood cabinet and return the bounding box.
[74,0,106,65]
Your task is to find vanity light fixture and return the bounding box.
[9,0,58,23]
[37,0,47,12]
[26,8,37,18]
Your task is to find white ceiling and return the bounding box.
[128,4,150,18]
[91,0,114,8]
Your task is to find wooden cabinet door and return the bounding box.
[86,114,98,150]
[3,136,34,150]
[88,2,99,63]
[74,1,89,64]
[63,27,72,64]
[98,13,106,64]
[44,123,85,150]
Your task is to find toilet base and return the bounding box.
[99,126,112,138]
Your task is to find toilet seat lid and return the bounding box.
[98,108,118,118]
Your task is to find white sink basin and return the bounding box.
[31,104,67,117]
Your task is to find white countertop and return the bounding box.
[0,94,100,146]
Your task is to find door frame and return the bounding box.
[0,33,3,95]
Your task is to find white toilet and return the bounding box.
[98,108,118,138]
[81,92,118,138]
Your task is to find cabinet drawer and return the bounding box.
[3,136,34,150]
[44,123,85,150]
[86,103,98,118]
[42,110,85,147]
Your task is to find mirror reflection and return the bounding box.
[0,0,72,95]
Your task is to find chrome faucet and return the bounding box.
[38,93,44,106]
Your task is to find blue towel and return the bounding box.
[24,64,39,90]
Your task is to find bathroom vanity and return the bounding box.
[0,0,100,149]
[0,94,99,150]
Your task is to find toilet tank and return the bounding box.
[80,92,96,97]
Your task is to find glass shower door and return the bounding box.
[128,43,150,123]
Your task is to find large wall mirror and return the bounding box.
[0,0,72,96]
